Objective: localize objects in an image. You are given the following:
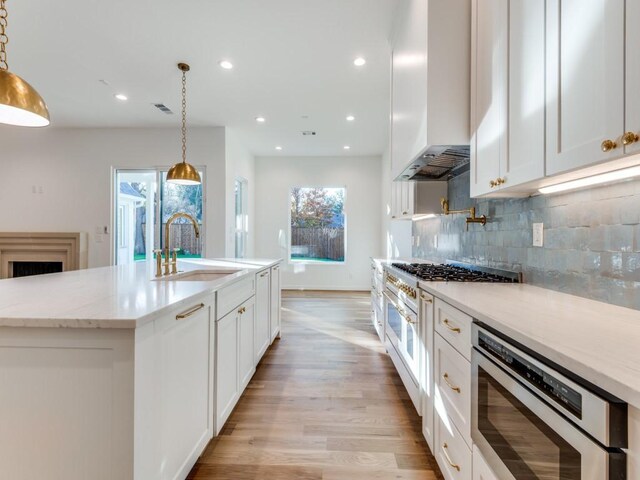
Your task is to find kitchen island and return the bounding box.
[0,258,281,480]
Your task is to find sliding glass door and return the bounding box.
[114,168,205,265]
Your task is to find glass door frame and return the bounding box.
[111,166,207,266]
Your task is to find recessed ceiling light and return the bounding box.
[343,145,351,150]
[114,94,128,101]
[354,57,366,67]
[346,115,355,121]
[275,146,283,151]
[219,60,233,70]
[256,116,266,123]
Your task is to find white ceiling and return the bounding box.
[8,0,398,157]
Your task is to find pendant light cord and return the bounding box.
[0,0,8,71]
[181,69,187,164]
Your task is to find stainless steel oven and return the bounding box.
[383,270,421,410]
[472,323,627,480]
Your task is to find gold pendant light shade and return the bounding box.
[0,70,50,127]
[167,62,201,185]
[167,160,201,185]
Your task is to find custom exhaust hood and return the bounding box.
[395,145,470,181]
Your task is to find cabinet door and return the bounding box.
[160,302,212,479]
[546,0,625,175]
[421,292,435,452]
[504,0,545,187]
[254,270,271,363]
[239,297,256,392]
[472,445,499,480]
[470,0,507,197]
[402,182,415,217]
[626,0,640,156]
[270,264,281,342]
[215,309,238,434]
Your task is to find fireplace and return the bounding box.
[11,261,64,278]
[0,233,88,279]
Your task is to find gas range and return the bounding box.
[391,262,521,283]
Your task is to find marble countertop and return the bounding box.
[419,280,640,408]
[0,258,281,329]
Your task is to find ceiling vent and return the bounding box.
[301,131,316,136]
[153,103,174,115]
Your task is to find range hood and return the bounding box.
[395,145,470,181]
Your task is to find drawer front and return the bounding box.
[434,333,471,447]
[370,288,384,311]
[435,298,472,360]
[435,411,472,480]
[217,276,255,320]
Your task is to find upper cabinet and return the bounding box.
[390,0,470,179]
[471,0,545,197]
[626,0,640,157]
[546,0,625,175]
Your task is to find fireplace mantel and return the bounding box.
[0,232,88,279]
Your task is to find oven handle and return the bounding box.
[382,291,416,325]
[471,349,620,480]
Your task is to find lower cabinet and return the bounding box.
[239,297,256,391]
[254,269,271,362]
[420,291,435,452]
[472,445,499,480]
[435,411,472,480]
[215,306,239,434]
[270,263,281,342]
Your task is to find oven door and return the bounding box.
[384,291,419,383]
[471,349,625,480]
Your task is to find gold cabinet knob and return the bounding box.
[402,211,408,215]
[601,139,617,152]
[497,177,506,185]
[489,180,496,188]
[622,132,639,146]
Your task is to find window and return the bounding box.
[235,178,248,258]
[113,168,205,265]
[290,187,346,263]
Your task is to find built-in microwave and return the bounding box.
[471,323,627,480]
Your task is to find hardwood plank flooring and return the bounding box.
[187,291,443,480]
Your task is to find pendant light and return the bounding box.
[0,0,49,127]
[167,63,201,185]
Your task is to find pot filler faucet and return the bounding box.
[154,212,200,277]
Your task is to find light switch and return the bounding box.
[533,223,544,247]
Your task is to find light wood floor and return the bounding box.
[187,291,443,480]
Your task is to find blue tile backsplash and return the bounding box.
[412,171,640,310]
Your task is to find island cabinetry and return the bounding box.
[270,263,281,342]
[135,294,215,480]
[254,268,271,362]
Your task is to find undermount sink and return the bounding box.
[155,269,241,282]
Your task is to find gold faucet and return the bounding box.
[155,212,200,277]
[440,198,487,229]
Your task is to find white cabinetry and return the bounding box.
[420,291,435,451]
[472,446,499,480]
[270,263,281,342]
[215,307,239,433]
[255,269,271,362]
[391,0,470,178]
[625,1,640,157]
[371,260,385,342]
[545,0,625,175]
[239,297,256,390]
[390,181,447,220]
[470,0,545,197]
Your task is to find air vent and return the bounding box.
[301,131,316,136]
[153,103,174,115]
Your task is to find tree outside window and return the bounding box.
[290,187,345,263]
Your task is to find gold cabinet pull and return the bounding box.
[402,211,408,215]
[176,303,205,320]
[443,373,461,393]
[443,318,461,333]
[497,177,506,185]
[489,179,496,188]
[601,139,617,152]
[622,132,639,146]
[260,271,269,277]
[238,306,246,315]
[421,294,433,303]
[442,443,461,472]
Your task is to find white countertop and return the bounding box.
[0,258,280,329]
[419,280,640,408]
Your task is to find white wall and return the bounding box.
[254,155,382,290]
[0,127,226,267]
[224,129,255,258]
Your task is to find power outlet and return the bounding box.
[533,223,544,247]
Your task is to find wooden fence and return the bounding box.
[291,227,344,261]
[138,223,202,255]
